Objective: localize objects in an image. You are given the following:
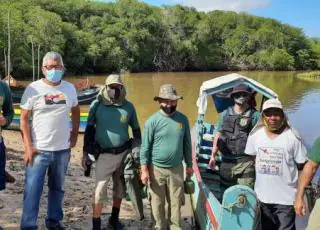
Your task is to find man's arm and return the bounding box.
[140,121,153,185]
[295,160,319,216]
[70,105,80,148]
[209,111,226,168]
[183,117,193,171]
[20,109,37,166]
[0,82,14,127]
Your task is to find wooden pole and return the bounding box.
[31,40,35,82]
[37,45,40,79]
[7,10,11,84]
[4,48,7,79]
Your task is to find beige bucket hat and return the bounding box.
[105,74,123,86]
[154,84,183,101]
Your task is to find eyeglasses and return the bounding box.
[43,65,64,70]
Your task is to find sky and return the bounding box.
[101,0,320,37]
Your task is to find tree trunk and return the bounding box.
[31,40,35,82]
[7,10,11,82]
[4,48,7,79]
[37,44,40,79]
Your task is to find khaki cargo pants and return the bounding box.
[220,157,255,194]
[307,199,320,230]
[93,150,127,204]
[149,164,184,230]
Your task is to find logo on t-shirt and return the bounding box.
[177,123,183,129]
[257,147,284,176]
[120,114,128,123]
[44,93,66,105]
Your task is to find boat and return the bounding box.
[191,73,278,230]
[7,109,89,133]
[10,85,101,105]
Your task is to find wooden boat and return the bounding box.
[191,73,278,230]
[10,85,101,105]
[7,109,89,133]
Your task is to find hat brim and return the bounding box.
[154,96,183,101]
[106,82,123,86]
[262,105,283,111]
[228,89,253,97]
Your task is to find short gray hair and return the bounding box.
[42,51,64,67]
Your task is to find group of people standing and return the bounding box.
[0,50,319,230]
[209,84,320,230]
[0,51,192,230]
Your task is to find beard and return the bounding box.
[160,105,177,115]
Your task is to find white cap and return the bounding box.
[262,98,283,111]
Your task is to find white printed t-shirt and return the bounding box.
[245,127,307,205]
[20,79,78,151]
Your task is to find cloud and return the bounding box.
[169,0,271,12]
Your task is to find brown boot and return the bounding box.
[5,171,15,183]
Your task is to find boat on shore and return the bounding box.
[7,77,102,105]
[7,109,89,133]
[191,73,278,229]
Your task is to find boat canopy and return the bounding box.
[196,73,278,114]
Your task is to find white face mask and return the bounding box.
[234,96,248,105]
[107,88,115,98]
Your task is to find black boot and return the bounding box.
[108,207,124,230]
[92,217,101,230]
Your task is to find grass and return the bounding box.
[296,71,320,81]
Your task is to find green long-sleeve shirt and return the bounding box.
[140,111,192,168]
[0,81,14,132]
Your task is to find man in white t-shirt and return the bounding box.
[245,98,307,230]
[20,51,80,230]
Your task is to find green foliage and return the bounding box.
[0,0,318,78]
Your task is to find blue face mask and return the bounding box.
[46,69,63,83]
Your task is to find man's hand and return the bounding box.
[24,145,38,166]
[209,155,216,169]
[140,166,150,185]
[294,196,306,216]
[0,114,7,126]
[69,132,78,148]
[186,167,193,177]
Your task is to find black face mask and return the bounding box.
[160,105,177,115]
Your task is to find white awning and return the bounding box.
[197,73,278,114]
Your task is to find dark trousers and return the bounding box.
[260,202,295,230]
[0,140,6,191]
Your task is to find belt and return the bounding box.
[100,140,132,155]
[222,155,253,164]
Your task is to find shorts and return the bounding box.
[93,150,127,204]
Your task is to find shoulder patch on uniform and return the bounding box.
[120,114,128,123]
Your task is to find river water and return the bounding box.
[68,71,320,148]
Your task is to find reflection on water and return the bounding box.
[66,71,320,146]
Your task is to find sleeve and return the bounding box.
[1,82,14,127]
[307,138,320,164]
[215,110,227,132]
[183,116,193,168]
[70,84,78,107]
[87,99,99,126]
[20,85,36,110]
[139,120,153,165]
[129,104,140,130]
[293,135,307,164]
[245,134,257,156]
